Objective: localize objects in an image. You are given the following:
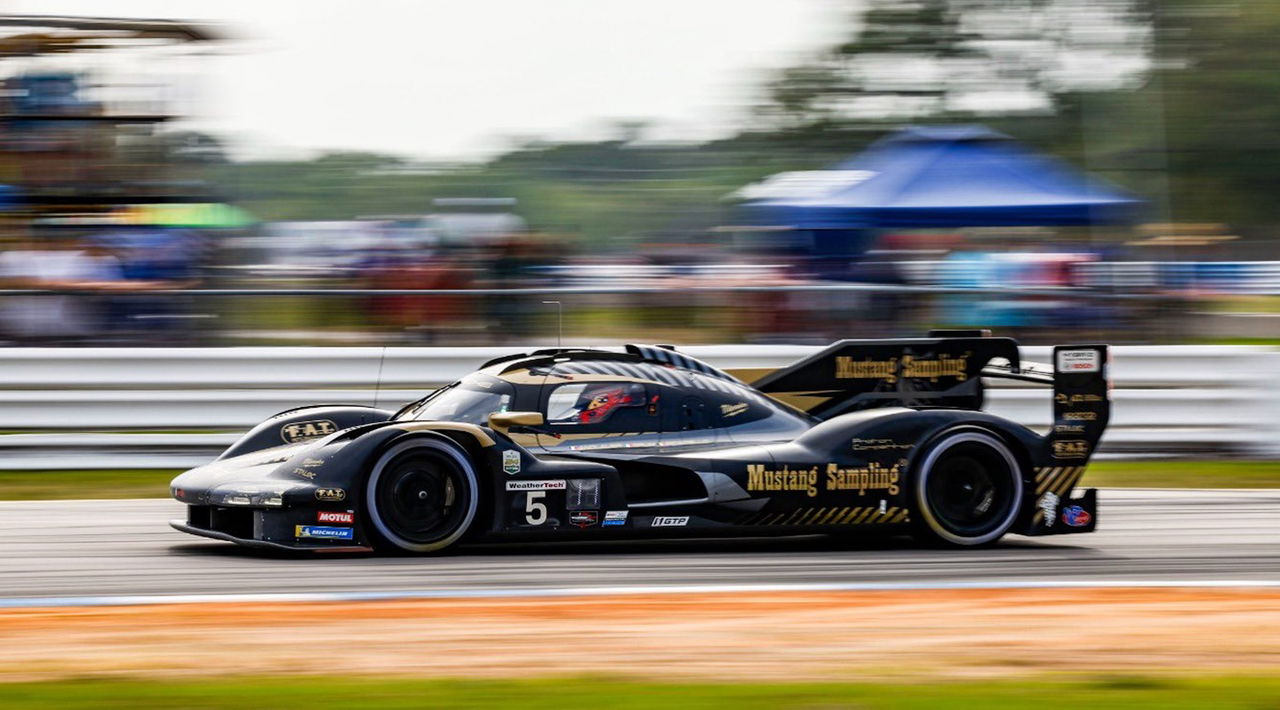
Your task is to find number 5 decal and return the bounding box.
[525,491,548,525]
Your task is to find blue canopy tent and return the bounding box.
[0,184,19,210]
[734,125,1143,258]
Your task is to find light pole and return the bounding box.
[543,300,563,347]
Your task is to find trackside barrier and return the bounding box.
[0,345,1276,469]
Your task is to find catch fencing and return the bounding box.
[0,344,1275,469]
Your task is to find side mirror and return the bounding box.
[488,411,545,434]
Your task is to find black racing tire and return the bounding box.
[364,438,479,554]
[912,428,1023,547]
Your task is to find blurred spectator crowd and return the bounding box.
[1,216,1277,347]
[0,230,205,345]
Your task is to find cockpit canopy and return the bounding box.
[398,353,813,448]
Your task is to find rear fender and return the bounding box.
[774,408,1040,514]
[790,408,1041,470]
[895,415,1043,505]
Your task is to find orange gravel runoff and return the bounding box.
[3,587,1280,683]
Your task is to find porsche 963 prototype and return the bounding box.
[170,332,1110,553]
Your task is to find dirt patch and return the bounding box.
[3,588,1279,682]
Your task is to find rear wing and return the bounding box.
[750,336,1112,469]
[986,343,1111,464]
[750,335,1022,419]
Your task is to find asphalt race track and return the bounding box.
[2,489,1278,601]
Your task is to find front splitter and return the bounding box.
[169,520,372,554]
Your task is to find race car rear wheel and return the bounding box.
[365,438,479,554]
[913,429,1022,546]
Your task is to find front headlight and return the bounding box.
[208,482,298,508]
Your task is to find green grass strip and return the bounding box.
[0,470,177,501]
[1083,460,1280,489]
[1,675,1279,709]
[0,460,1277,501]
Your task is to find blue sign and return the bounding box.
[295,525,354,540]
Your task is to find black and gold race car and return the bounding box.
[169,332,1110,553]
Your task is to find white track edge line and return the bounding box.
[4,579,1280,609]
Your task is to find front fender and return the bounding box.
[265,420,504,503]
[313,421,619,538]
[219,405,395,460]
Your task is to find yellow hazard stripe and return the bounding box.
[837,507,863,524]
[818,507,846,525]
[1036,467,1062,495]
[1043,466,1076,496]
[1054,467,1086,497]
[797,508,825,525]
[763,504,919,526]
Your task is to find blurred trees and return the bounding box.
[1152,0,1280,229]
[753,0,1280,232]
[208,137,811,247]
[755,0,1150,133]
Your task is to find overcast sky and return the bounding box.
[13,1,845,161]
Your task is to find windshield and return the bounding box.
[405,380,513,425]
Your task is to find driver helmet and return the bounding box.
[576,384,636,424]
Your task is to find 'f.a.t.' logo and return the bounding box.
[281,419,337,444]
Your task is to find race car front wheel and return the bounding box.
[365,438,479,554]
[913,429,1022,547]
